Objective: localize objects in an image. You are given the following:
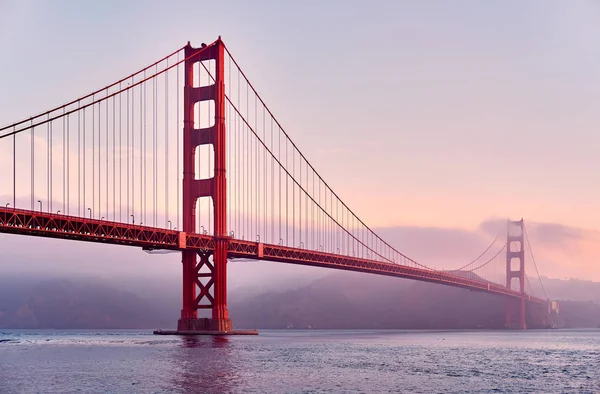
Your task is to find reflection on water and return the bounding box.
[180,335,230,348]
[172,335,239,393]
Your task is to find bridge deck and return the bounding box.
[0,207,546,304]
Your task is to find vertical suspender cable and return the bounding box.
[165,58,169,227]
[31,120,34,210]
[119,86,122,222]
[97,102,102,218]
[237,69,240,237]
[62,109,65,213]
[271,117,274,244]
[132,81,135,223]
[156,66,160,226]
[83,107,86,216]
[306,161,308,249]
[255,93,258,239]
[50,116,53,212]
[67,112,70,214]
[143,70,147,224]
[13,126,16,207]
[140,77,143,223]
[246,84,249,238]
[263,107,266,240]
[126,84,130,221]
[278,125,281,243]
[112,96,115,220]
[47,115,50,212]
[92,99,95,217]
[77,105,81,216]
[293,147,295,245]
[152,66,156,226]
[247,83,251,238]
[330,191,333,253]
[176,53,180,230]
[285,139,288,245]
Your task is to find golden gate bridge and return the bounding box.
[0,38,549,333]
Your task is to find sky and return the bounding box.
[0,0,599,283]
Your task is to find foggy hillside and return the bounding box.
[1,270,599,329]
[0,276,174,329]
[230,271,506,329]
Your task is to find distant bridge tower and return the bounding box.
[505,219,526,329]
[177,38,231,332]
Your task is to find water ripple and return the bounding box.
[0,329,598,393]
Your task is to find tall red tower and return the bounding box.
[177,38,231,332]
[505,219,526,329]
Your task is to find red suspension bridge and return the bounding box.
[0,38,549,332]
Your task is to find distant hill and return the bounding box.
[229,271,507,329]
[0,271,598,329]
[230,270,600,329]
[535,277,600,304]
[552,300,600,328]
[0,278,173,329]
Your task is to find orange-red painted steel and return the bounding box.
[178,38,231,332]
[0,207,216,250]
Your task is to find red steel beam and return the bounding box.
[0,207,213,251]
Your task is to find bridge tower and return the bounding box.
[177,38,232,332]
[505,219,526,329]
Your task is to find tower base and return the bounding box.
[153,329,258,336]
[177,317,233,332]
[154,317,257,335]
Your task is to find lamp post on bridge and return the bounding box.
[37,200,42,212]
